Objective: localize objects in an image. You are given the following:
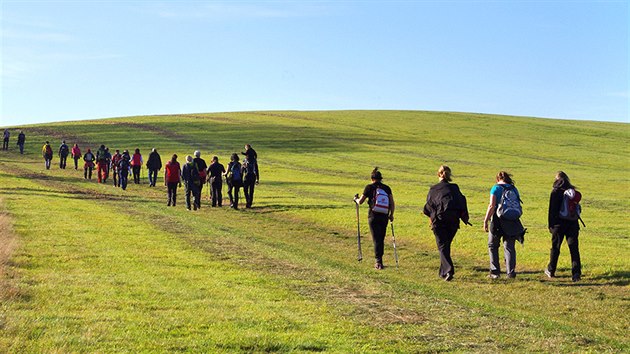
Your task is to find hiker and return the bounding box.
[58,140,70,169]
[242,157,259,208]
[164,154,182,206]
[104,147,112,182]
[42,141,53,169]
[241,144,258,162]
[146,148,162,187]
[83,148,95,179]
[131,148,143,184]
[545,171,582,282]
[96,145,108,183]
[207,156,226,207]
[193,150,208,208]
[111,149,122,187]
[17,131,25,154]
[2,129,9,150]
[182,155,201,210]
[483,171,525,279]
[118,150,131,190]
[71,144,81,169]
[225,153,243,209]
[423,165,470,281]
[354,167,395,270]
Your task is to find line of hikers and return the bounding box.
[38,141,260,211]
[3,129,26,154]
[355,166,583,282]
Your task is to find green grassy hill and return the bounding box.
[1,111,628,352]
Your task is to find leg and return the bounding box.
[565,223,581,278]
[185,185,192,210]
[433,226,456,278]
[227,182,234,206]
[233,184,241,209]
[547,226,564,275]
[503,236,517,277]
[368,216,387,266]
[488,231,502,276]
[84,167,88,179]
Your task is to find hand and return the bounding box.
[255,180,259,185]
[483,220,489,232]
[389,215,394,222]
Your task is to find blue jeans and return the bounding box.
[148,169,158,186]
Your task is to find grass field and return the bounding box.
[0,110,628,352]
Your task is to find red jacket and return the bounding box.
[165,161,181,183]
[131,153,143,166]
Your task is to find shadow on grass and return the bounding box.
[0,187,156,203]
[250,204,349,213]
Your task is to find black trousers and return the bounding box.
[432,224,458,278]
[73,156,80,169]
[132,166,141,184]
[368,214,389,263]
[167,182,178,206]
[59,155,68,169]
[227,181,242,209]
[243,180,255,207]
[211,181,223,206]
[185,183,200,210]
[2,139,8,150]
[84,166,93,179]
[547,222,581,276]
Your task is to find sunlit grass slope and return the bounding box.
[1,110,628,352]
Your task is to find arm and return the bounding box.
[354,194,367,205]
[483,194,497,232]
[548,190,562,230]
[388,194,395,222]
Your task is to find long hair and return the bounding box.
[554,171,575,190]
[496,171,514,185]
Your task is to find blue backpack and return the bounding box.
[496,185,522,220]
[230,162,242,182]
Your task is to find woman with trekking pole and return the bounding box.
[354,167,395,270]
[423,165,470,281]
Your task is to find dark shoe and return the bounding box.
[193,205,197,211]
[374,262,384,270]
[507,273,516,279]
[444,273,454,281]
[544,269,554,278]
[572,275,581,282]
[488,274,500,279]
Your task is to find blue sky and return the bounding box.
[1,1,628,126]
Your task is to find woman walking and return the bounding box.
[131,148,143,184]
[83,148,95,179]
[71,144,81,170]
[545,171,582,282]
[164,154,181,207]
[482,171,523,279]
[423,165,470,281]
[225,153,243,209]
[354,167,395,270]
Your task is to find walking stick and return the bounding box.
[354,194,363,262]
[391,221,399,268]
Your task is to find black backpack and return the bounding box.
[60,144,69,156]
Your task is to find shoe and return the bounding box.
[444,273,454,281]
[167,202,171,206]
[193,205,197,211]
[488,274,500,279]
[374,262,384,270]
[572,275,581,282]
[507,273,516,279]
[544,269,554,278]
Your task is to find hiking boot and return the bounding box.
[544,269,554,278]
[507,273,516,279]
[572,275,581,282]
[488,274,500,279]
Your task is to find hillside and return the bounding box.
[1,110,629,352]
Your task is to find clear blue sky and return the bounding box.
[1,1,628,126]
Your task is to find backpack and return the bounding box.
[45,145,53,155]
[243,160,257,180]
[496,185,522,220]
[559,188,582,221]
[118,157,130,170]
[97,149,108,163]
[372,186,390,215]
[190,163,201,184]
[60,144,69,156]
[196,163,207,183]
[434,184,469,224]
[230,162,242,182]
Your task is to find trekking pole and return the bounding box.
[354,194,363,262]
[390,221,399,268]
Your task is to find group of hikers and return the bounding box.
[355,166,583,282]
[39,140,260,211]
[3,129,26,154]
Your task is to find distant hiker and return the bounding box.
[17,131,25,154]
[71,144,81,169]
[207,156,226,207]
[354,167,395,270]
[242,157,259,208]
[131,148,143,184]
[42,141,53,169]
[2,129,9,150]
[483,171,525,279]
[423,165,470,281]
[118,150,131,190]
[146,148,162,187]
[193,150,208,208]
[58,140,70,169]
[545,171,582,282]
[104,147,112,181]
[83,148,95,179]
[96,145,109,183]
[182,155,201,210]
[225,153,243,209]
[164,154,182,207]
[241,144,258,162]
[111,149,122,187]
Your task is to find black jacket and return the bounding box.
[548,179,578,228]
[423,180,469,229]
[146,151,162,170]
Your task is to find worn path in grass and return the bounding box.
[1,111,628,352]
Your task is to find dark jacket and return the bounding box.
[241,148,257,161]
[423,180,469,229]
[207,162,226,184]
[548,179,578,229]
[182,162,200,186]
[17,133,25,144]
[242,158,259,183]
[146,151,162,170]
